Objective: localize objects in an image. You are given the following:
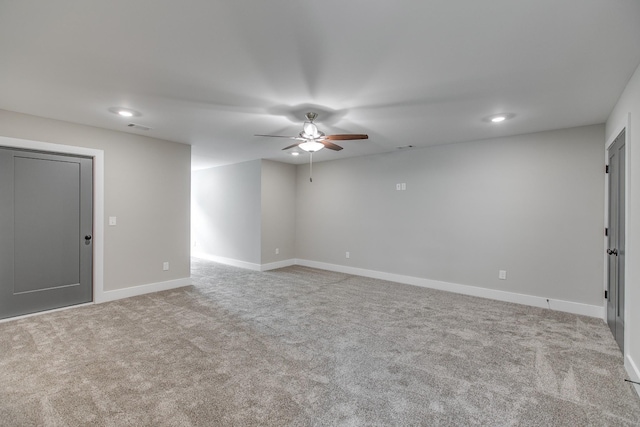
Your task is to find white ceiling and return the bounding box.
[1,1,639,170]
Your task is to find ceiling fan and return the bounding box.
[255,112,368,153]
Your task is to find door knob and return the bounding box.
[85,235,92,241]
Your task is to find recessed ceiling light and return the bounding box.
[483,113,515,123]
[291,152,300,156]
[108,107,141,118]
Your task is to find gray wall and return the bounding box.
[295,125,605,306]
[607,61,640,381]
[0,109,191,291]
[192,160,262,264]
[261,160,296,264]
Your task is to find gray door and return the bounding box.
[0,148,93,319]
[606,130,625,351]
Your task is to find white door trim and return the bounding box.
[0,136,105,305]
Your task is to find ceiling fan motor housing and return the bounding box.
[301,121,323,139]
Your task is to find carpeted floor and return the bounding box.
[1,258,639,426]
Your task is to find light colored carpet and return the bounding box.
[1,258,639,426]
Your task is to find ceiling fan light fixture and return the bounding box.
[298,141,325,152]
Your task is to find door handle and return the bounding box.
[607,248,618,256]
[84,235,92,242]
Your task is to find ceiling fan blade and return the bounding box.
[321,141,343,151]
[324,134,369,141]
[281,143,301,150]
[255,134,306,141]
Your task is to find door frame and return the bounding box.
[604,113,630,356]
[0,136,105,308]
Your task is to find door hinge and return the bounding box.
[605,227,608,236]
[604,290,608,299]
[606,165,609,173]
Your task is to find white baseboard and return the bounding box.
[192,252,262,271]
[188,254,604,318]
[191,252,295,272]
[261,259,296,271]
[626,355,640,398]
[295,259,604,318]
[95,277,192,303]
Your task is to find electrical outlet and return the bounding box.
[275,248,279,255]
[346,251,350,259]
[498,270,507,280]
[163,262,169,271]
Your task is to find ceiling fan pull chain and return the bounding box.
[309,152,313,182]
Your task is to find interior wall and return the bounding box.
[295,125,605,306]
[607,61,640,385]
[192,160,262,265]
[0,109,191,292]
[261,160,296,264]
